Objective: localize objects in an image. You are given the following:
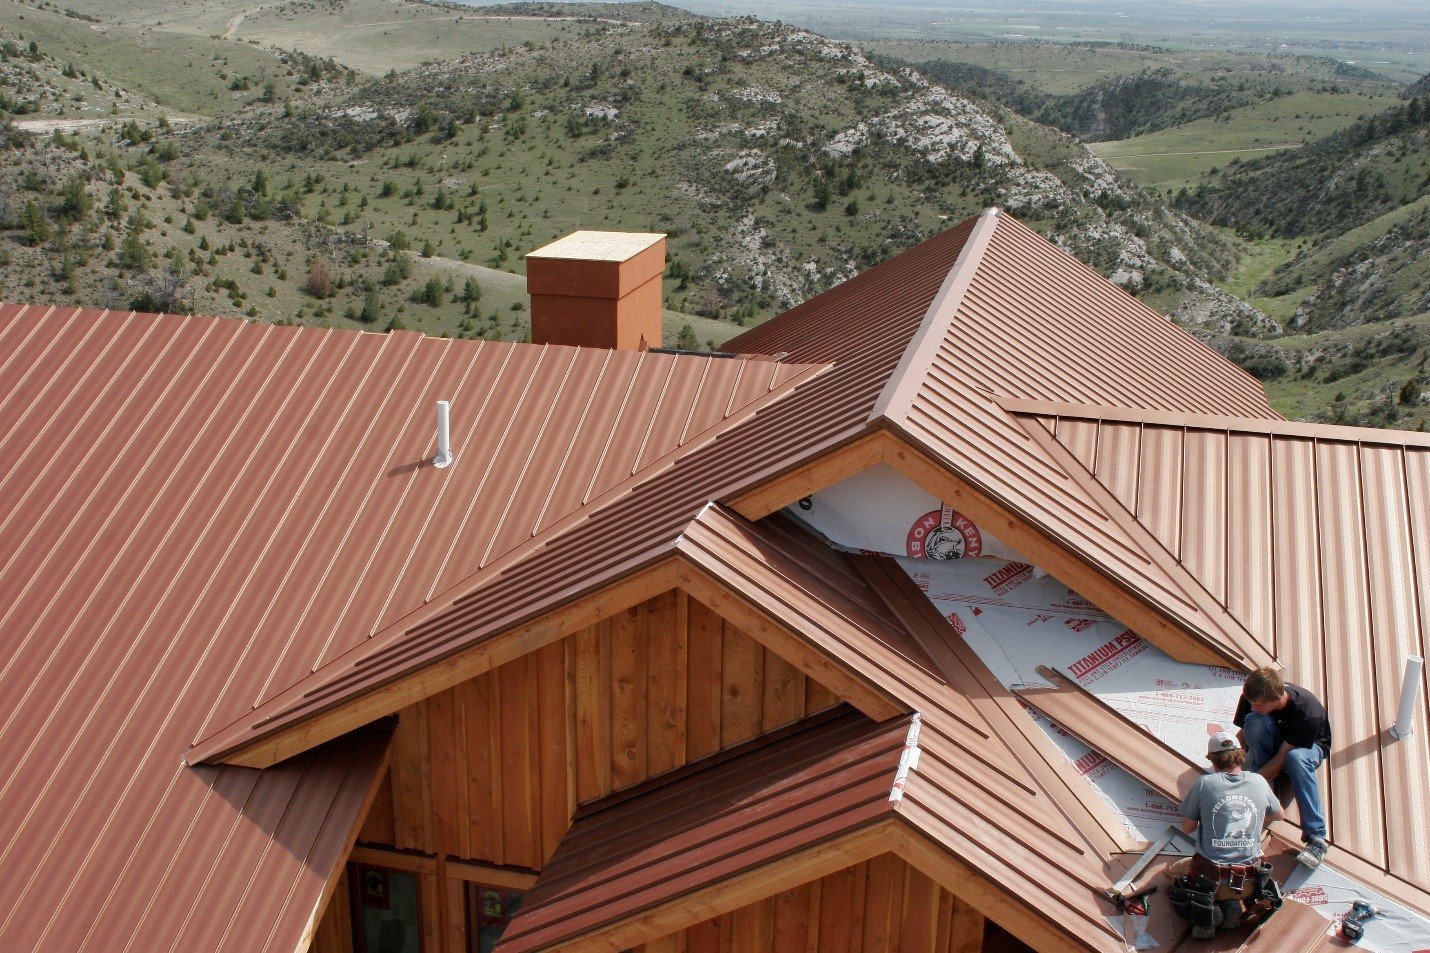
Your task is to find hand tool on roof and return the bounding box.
[1338,899,1379,943]
[1108,824,1183,910]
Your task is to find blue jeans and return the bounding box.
[1242,713,1327,841]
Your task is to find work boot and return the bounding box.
[1218,899,1244,930]
[1297,837,1329,869]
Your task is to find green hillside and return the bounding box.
[2,1,1424,428]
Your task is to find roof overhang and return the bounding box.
[490,707,1114,953]
[201,522,911,769]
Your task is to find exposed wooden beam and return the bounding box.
[350,844,437,875]
[218,560,681,768]
[727,431,893,520]
[674,559,908,723]
[444,858,540,891]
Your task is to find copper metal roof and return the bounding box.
[1006,399,1430,914]
[734,210,1278,668]
[12,205,1424,950]
[492,707,912,953]
[0,302,815,951]
[203,209,1282,767]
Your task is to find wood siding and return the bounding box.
[357,590,838,870]
[632,855,993,953]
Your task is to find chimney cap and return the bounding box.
[527,230,665,263]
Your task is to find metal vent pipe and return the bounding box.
[1390,655,1424,740]
[433,400,453,469]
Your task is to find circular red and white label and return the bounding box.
[906,505,982,560]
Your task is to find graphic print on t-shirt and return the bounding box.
[1210,794,1260,854]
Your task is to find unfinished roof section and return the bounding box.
[1008,399,1430,910]
[0,302,817,952]
[493,707,912,953]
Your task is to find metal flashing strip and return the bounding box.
[888,712,922,804]
[999,396,1430,449]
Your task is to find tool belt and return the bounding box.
[1172,855,1282,929]
[1169,874,1218,929]
[1189,854,1262,892]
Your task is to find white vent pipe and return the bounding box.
[433,400,453,469]
[1390,655,1423,741]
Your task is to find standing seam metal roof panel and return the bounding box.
[0,301,808,952]
[1009,400,1430,909]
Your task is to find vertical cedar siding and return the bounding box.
[358,590,837,869]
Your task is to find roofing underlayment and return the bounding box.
[1006,401,1430,911]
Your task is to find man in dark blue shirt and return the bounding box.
[1234,667,1332,868]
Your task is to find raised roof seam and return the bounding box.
[868,207,1001,428]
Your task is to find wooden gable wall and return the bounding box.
[355,589,840,871]
[311,586,1031,953]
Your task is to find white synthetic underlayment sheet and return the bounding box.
[796,467,1430,951]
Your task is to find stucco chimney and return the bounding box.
[526,231,666,350]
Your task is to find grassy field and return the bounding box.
[55,0,599,75]
[1213,232,1306,327]
[0,0,316,117]
[236,4,584,74]
[867,41,1240,95]
[1091,89,1403,192]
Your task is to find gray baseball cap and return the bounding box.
[1207,730,1241,756]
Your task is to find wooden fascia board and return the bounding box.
[215,559,682,768]
[874,429,1240,668]
[216,534,909,770]
[726,430,895,521]
[671,556,909,724]
[296,723,397,953]
[530,822,899,953]
[534,814,1109,953]
[888,819,1117,953]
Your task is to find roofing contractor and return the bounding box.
[1166,732,1284,938]
[1234,667,1332,869]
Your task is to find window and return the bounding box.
[351,864,422,953]
[466,883,524,953]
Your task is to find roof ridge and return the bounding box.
[868,207,1002,426]
[1001,395,1430,448]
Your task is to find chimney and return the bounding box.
[526,231,666,350]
